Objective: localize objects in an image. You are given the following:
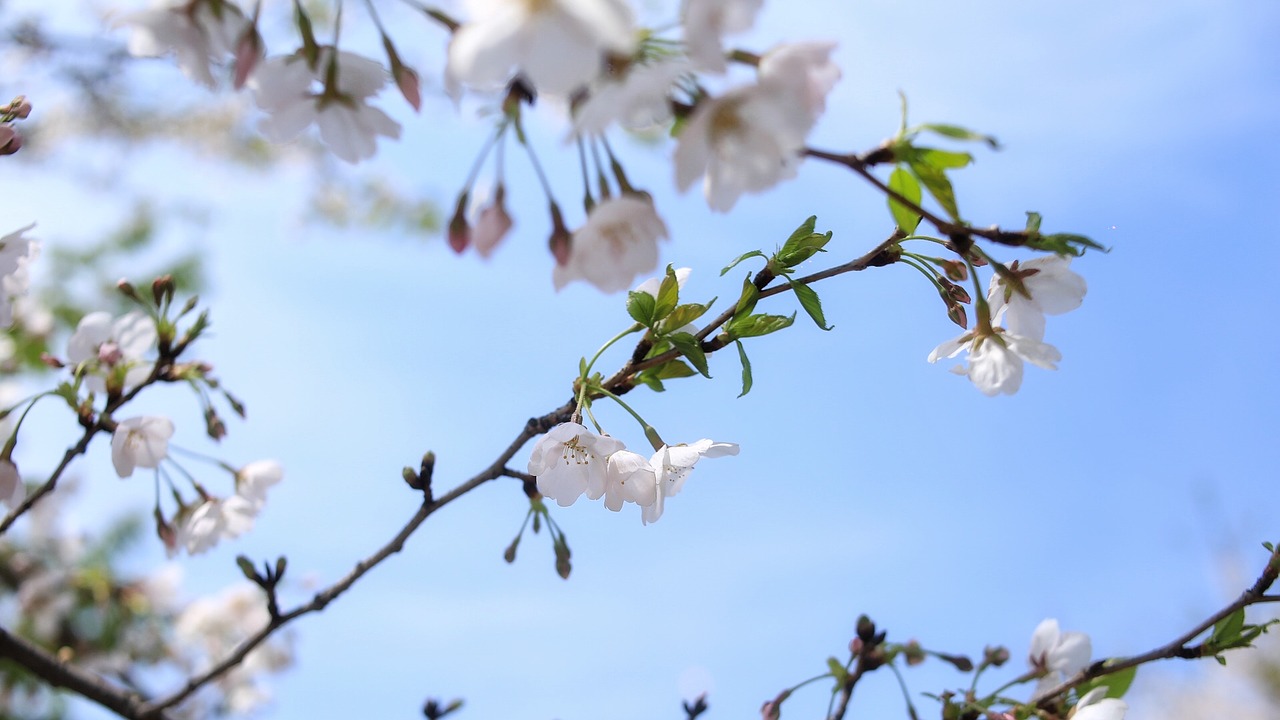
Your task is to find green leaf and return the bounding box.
[635,359,698,392]
[653,265,681,321]
[908,159,961,220]
[787,278,832,330]
[735,340,753,397]
[775,217,832,269]
[668,332,711,377]
[658,301,713,335]
[1025,211,1043,234]
[1211,608,1246,646]
[887,167,922,234]
[917,123,1000,149]
[734,275,760,319]
[1077,664,1137,700]
[784,215,818,246]
[1028,232,1109,256]
[826,657,849,685]
[721,249,766,276]
[726,312,795,339]
[915,147,973,169]
[626,290,656,326]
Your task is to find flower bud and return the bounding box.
[402,466,422,490]
[152,274,175,306]
[941,259,969,282]
[856,614,877,643]
[117,278,141,301]
[0,126,21,156]
[947,302,968,329]
[395,64,421,113]
[903,640,926,666]
[935,652,974,672]
[983,645,1010,667]
[12,98,30,119]
[548,203,571,265]
[233,28,264,89]
[941,279,971,305]
[447,193,470,254]
[473,185,513,259]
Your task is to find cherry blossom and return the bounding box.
[989,255,1087,341]
[67,310,157,395]
[1028,618,1092,700]
[178,495,256,554]
[448,0,635,95]
[1073,687,1127,720]
[235,460,283,510]
[928,327,1061,397]
[642,439,739,525]
[121,0,250,88]
[111,416,175,478]
[0,223,38,327]
[572,58,689,136]
[758,41,841,133]
[472,185,514,258]
[553,195,668,293]
[682,0,763,73]
[0,458,24,509]
[595,449,658,512]
[674,84,813,212]
[527,422,626,507]
[248,50,401,164]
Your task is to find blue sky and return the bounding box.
[8,0,1280,718]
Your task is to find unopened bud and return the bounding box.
[503,536,519,563]
[395,64,422,112]
[12,98,30,119]
[0,126,21,156]
[856,614,877,644]
[941,259,969,282]
[39,353,64,369]
[935,652,973,672]
[117,278,141,301]
[402,466,422,490]
[904,640,926,666]
[204,407,227,441]
[419,451,435,485]
[947,302,968,329]
[548,203,571,265]
[983,645,1010,667]
[232,27,264,89]
[152,275,175,306]
[941,279,971,305]
[447,193,470,254]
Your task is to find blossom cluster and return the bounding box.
[929,255,1087,396]
[1026,618,1127,719]
[527,422,737,524]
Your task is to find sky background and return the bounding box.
[6,0,1280,718]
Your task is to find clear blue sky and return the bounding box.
[9,0,1280,718]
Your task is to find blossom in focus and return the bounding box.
[179,495,256,555]
[121,0,249,88]
[572,58,689,136]
[0,223,38,327]
[67,310,157,394]
[1028,618,1092,700]
[0,459,24,509]
[988,255,1087,341]
[248,50,401,164]
[235,460,283,510]
[928,327,1061,397]
[681,0,763,73]
[642,439,738,524]
[528,422,626,507]
[674,84,812,212]
[1072,687,1127,720]
[595,449,658,512]
[553,195,668,293]
[448,0,635,95]
[757,41,841,133]
[111,416,174,478]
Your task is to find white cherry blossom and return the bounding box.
[121,0,249,88]
[1073,687,1127,720]
[989,255,1087,341]
[0,223,38,327]
[642,439,738,524]
[67,310,157,394]
[448,0,635,95]
[553,195,668,293]
[595,449,658,511]
[111,416,175,478]
[758,41,841,133]
[0,459,24,509]
[235,460,283,510]
[573,58,689,136]
[248,50,400,164]
[528,422,626,507]
[681,0,763,73]
[928,327,1061,397]
[179,495,256,555]
[1028,618,1092,700]
[674,84,813,212]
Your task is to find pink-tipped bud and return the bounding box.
[395,64,422,112]
[473,185,514,258]
[947,302,968,329]
[12,97,30,119]
[548,203,571,265]
[0,126,17,155]
[940,259,969,282]
[447,194,470,254]
[232,29,264,90]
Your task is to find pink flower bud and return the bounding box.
[473,185,513,258]
[548,204,571,265]
[448,194,470,254]
[233,29,265,90]
[395,64,422,112]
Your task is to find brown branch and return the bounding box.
[0,625,172,720]
[1036,544,1280,706]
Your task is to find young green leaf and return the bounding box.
[668,332,711,377]
[775,231,832,269]
[1077,663,1137,700]
[787,277,832,330]
[721,249,767,276]
[915,147,973,169]
[734,275,760,319]
[726,312,795,339]
[1025,211,1043,234]
[908,159,961,220]
[888,167,923,234]
[626,290,657,326]
[653,265,681,321]
[658,301,714,335]
[735,340,753,397]
[916,123,1000,149]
